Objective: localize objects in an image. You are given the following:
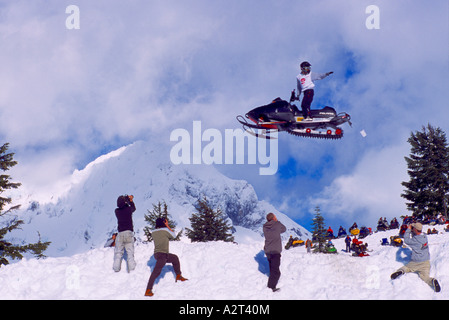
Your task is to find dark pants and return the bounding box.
[266,253,281,289]
[301,89,314,118]
[146,252,181,291]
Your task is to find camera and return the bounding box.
[124,194,134,204]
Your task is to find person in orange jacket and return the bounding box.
[305,239,313,253]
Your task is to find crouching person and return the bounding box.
[113,195,137,272]
[145,218,187,297]
[391,223,441,292]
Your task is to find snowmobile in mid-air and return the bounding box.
[236,90,351,140]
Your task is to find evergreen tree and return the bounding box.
[401,124,449,219]
[143,200,182,242]
[0,143,50,266]
[186,196,234,243]
[311,206,326,253]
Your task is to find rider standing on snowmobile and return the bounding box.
[296,61,333,120]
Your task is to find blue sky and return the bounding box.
[1,0,448,231]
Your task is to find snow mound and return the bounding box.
[1,224,448,300]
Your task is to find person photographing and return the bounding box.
[113,194,136,272]
[391,222,441,292]
[263,213,286,292]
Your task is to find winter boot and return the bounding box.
[432,279,441,293]
[144,289,154,297]
[176,274,188,282]
[390,270,404,280]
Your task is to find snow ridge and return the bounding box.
[12,140,309,257]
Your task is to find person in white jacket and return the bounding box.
[296,61,333,120]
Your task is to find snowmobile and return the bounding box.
[337,227,347,238]
[285,236,305,250]
[351,239,369,257]
[324,242,338,254]
[376,223,389,232]
[236,90,351,140]
[390,235,404,247]
[358,226,371,239]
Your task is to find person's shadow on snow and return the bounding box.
[395,246,411,264]
[146,255,175,285]
[254,250,270,276]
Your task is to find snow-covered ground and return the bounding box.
[1,224,448,300]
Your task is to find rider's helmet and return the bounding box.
[300,61,311,74]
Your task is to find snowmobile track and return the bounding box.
[287,129,344,140]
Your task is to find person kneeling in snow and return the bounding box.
[390,223,441,292]
[145,218,187,297]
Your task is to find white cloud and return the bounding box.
[9,146,78,203]
[0,0,448,228]
[310,142,410,227]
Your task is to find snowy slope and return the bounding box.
[10,140,309,257]
[1,225,448,300]
[5,140,448,301]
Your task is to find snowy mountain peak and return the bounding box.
[15,140,309,257]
